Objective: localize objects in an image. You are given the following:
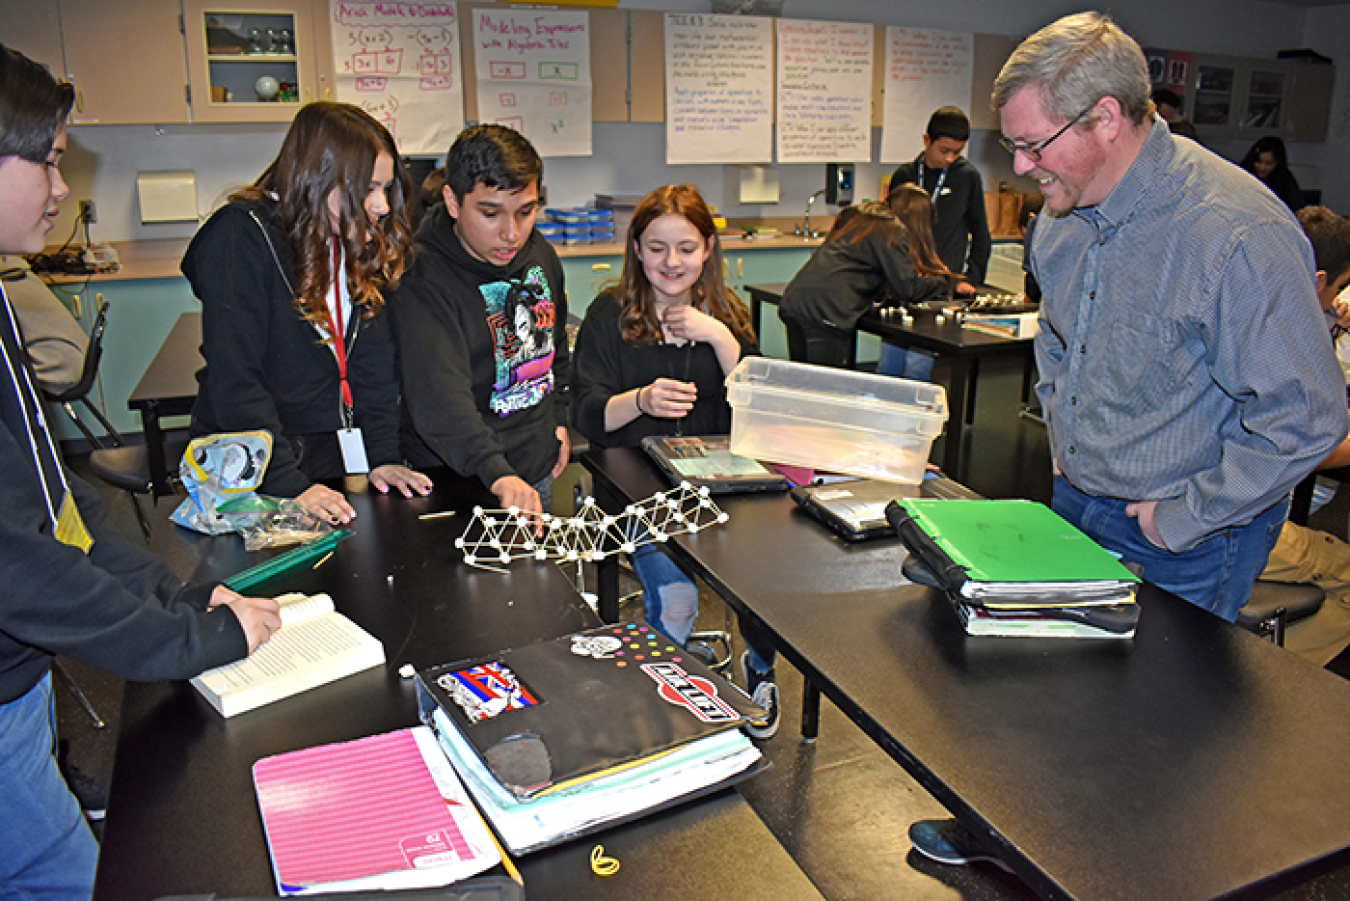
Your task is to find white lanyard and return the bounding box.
[0,285,71,529]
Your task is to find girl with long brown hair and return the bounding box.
[572,184,780,738]
[778,194,955,368]
[183,101,431,524]
[876,184,975,379]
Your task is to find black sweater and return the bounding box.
[572,291,754,448]
[389,204,569,488]
[0,292,245,704]
[891,155,992,285]
[182,200,403,497]
[779,228,949,330]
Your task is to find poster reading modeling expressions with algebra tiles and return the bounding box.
[329,0,464,156]
[665,13,773,165]
[880,27,973,164]
[472,8,593,158]
[776,19,873,164]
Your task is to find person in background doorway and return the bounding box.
[1240,135,1306,212]
[0,44,280,898]
[572,184,780,739]
[779,199,952,368]
[184,101,432,525]
[389,124,570,520]
[1150,88,1200,142]
[890,106,992,290]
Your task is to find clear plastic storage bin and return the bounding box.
[726,357,948,484]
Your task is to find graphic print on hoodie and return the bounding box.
[483,264,557,417]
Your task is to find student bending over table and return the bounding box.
[183,101,432,526]
[875,183,977,381]
[0,44,281,898]
[779,199,955,369]
[389,124,570,520]
[572,184,781,739]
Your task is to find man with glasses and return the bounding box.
[909,13,1348,875]
[991,10,1344,624]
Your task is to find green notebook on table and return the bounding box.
[888,499,1139,608]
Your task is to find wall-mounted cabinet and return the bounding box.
[0,0,192,125]
[1184,54,1333,143]
[182,1,324,122]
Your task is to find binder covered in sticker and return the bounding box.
[415,623,767,855]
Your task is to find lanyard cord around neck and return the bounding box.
[0,287,71,529]
[916,161,948,215]
[325,240,354,422]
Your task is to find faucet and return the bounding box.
[796,189,827,239]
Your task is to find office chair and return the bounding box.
[1237,581,1325,646]
[41,297,122,449]
[88,431,191,542]
[37,297,184,541]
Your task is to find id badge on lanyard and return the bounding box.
[329,243,369,475]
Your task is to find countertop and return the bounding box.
[45,233,828,284]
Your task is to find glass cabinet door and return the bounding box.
[183,0,317,123]
[1193,64,1235,128]
[1243,69,1285,130]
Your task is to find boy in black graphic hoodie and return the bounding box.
[390,125,570,518]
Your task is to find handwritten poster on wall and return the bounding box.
[665,13,773,165]
[329,1,464,156]
[880,27,973,164]
[776,19,873,164]
[472,9,592,158]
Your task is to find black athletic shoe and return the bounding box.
[739,651,780,740]
[908,818,1012,872]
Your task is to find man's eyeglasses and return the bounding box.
[999,105,1097,162]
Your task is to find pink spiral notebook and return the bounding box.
[253,726,502,894]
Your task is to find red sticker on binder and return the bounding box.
[641,662,739,723]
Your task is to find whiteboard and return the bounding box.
[880,27,974,165]
[775,19,873,164]
[471,8,593,158]
[665,13,773,165]
[328,1,465,157]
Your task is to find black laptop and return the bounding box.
[791,475,981,541]
[640,435,790,494]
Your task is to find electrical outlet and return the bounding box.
[79,199,96,224]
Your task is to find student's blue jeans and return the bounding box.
[876,342,935,381]
[1052,475,1287,622]
[0,672,99,899]
[630,543,775,675]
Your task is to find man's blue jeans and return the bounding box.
[1052,475,1287,622]
[0,672,99,899]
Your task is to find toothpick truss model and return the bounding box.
[454,482,729,571]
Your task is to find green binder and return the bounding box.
[891,499,1138,607]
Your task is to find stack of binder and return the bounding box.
[415,624,767,855]
[886,498,1142,639]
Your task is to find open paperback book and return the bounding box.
[190,592,385,717]
[253,726,503,895]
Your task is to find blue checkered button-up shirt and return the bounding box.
[1030,117,1348,552]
